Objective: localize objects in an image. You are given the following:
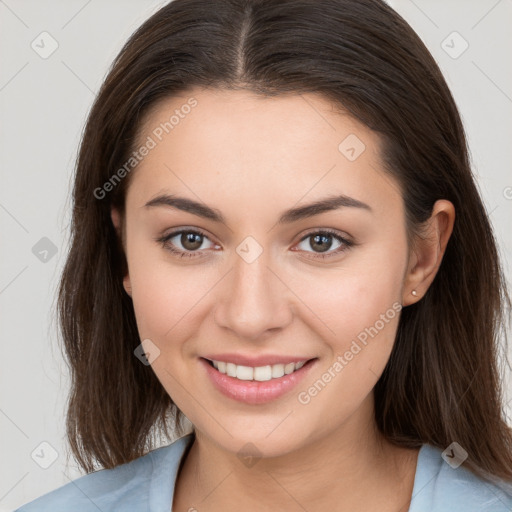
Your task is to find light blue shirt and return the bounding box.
[15,433,512,511]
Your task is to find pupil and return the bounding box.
[311,234,332,253]
[182,232,202,250]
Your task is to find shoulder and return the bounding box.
[15,434,194,512]
[410,443,512,512]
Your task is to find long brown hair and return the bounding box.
[58,0,512,482]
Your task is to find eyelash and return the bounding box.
[155,228,354,260]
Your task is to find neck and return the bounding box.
[173,396,419,512]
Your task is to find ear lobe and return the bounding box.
[111,207,122,234]
[110,207,132,298]
[123,275,132,297]
[402,199,455,306]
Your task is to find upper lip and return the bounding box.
[202,354,315,367]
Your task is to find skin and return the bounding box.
[111,87,455,512]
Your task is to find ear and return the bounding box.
[402,199,455,306]
[110,207,132,298]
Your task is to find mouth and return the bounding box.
[204,358,309,381]
[200,356,318,405]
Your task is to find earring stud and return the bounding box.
[411,290,418,297]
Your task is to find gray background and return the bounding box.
[1,0,511,509]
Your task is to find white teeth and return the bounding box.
[210,359,308,381]
[271,364,285,378]
[236,365,254,380]
[254,365,272,381]
[284,363,295,375]
[226,362,237,377]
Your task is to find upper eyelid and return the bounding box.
[164,227,217,244]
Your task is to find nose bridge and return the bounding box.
[214,236,292,339]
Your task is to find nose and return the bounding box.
[213,248,293,340]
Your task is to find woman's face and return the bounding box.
[116,87,412,457]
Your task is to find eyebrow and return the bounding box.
[144,193,372,225]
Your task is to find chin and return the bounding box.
[196,420,317,460]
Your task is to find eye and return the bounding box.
[293,229,354,259]
[156,228,218,259]
[156,227,354,260]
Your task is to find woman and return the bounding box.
[16,0,512,510]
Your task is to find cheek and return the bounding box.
[292,258,404,425]
[126,233,208,343]
[289,240,406,350]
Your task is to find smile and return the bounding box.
[208,359,307,381]
[201,357,317,405]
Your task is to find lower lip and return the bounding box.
[200,358,317,405]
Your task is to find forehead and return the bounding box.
[126,87,402,220]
